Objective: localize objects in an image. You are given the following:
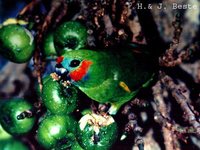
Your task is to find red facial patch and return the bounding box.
[56,56,64,64]
[69,60,93,81]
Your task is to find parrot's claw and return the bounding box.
[108,101,128,115]
[120,134,127,141]
[108,105,119,115]
[108,106,117,115]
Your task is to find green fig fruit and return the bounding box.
[41,76,79,115]
[0,24,35,63]
[54,21,87,55]
[37,115,77,149]
[0,98,36,135]
[77,113,118,150]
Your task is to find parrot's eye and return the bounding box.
[69,60,81,67]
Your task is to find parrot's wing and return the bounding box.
[108,75,155,115]
[79,78,139,115]
[78,78,119,103]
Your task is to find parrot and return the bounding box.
[55,48,156,115]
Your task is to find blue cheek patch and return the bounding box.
[61,59,70,69]
[82,73,89,81]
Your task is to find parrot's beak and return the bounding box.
[55,64,70,81]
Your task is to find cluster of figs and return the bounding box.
[0,20,118,150]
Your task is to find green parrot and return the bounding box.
[55,48,155,114]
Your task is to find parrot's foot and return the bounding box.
[108,103,124,115]
[108,105,118,115]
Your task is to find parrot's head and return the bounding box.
[55,55,93,83]
[55,50,108,87]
